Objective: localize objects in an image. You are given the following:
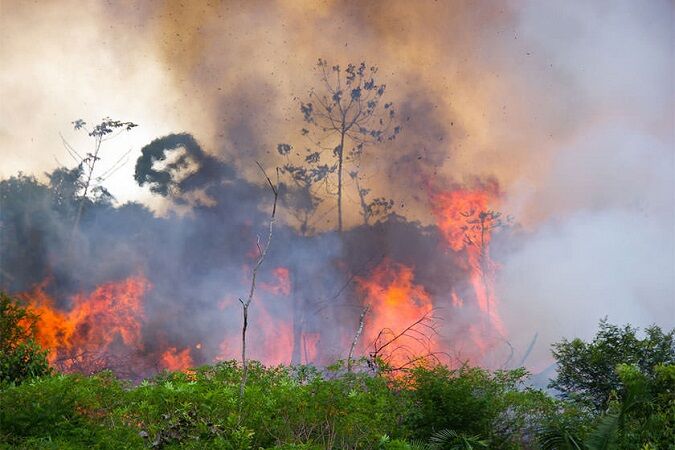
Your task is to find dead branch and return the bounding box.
[518,332,538,368]
[347,305,370,372]
[238,162,279,401]
[368,310,446,374]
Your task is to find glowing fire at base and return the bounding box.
[356,259,438,369]
[19,276,150,374]
[13,188,509,375]
[160,347,193,371]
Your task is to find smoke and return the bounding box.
[1,0,673,373]
[495,0,674,369]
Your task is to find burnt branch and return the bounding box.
[347,305,370,373]
[238,162,279,401]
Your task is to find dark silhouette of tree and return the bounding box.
[135,133,235,200]
[350,170,394,226]
[67,118,137,230]
[461,209,507,325]
[278,59,400,232]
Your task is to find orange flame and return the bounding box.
[431,188,506,336]
[356,259,437,369]
[160,347,193,371]
[19,275,149,373]
[216,265,295,366]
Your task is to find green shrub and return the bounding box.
[0,292,51,385]
[0,372,141,448]
[3,320,669,449]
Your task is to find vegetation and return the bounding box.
[0,293,51,385]
[1,294,672,449]
[277,59,400,233]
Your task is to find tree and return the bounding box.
[66,118,137,229]
[0,170,84,292]
[539,362,674,449]
[549,320,674,411]
[461,209,507,328]
[278,59,400,232]
[350,170,394,226]
[238,163,279,400]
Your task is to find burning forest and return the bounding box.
[1,1,673,448]
[1,146,513,377]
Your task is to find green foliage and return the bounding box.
[538,426,585,450]
[549,319,674,410]
[2,320,672,449]
[0,372,141,448]
[401,365,545,447]
[0,292,51,385]
[428,429,489,449]
[542,320,674,450]
[0,361,543,449]
[592,362,675,450]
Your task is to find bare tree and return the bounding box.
[278,59,400,232]
[347,305,370,373]
[66,118,137,230]
[238,162,279,400]
[461,209,507,323]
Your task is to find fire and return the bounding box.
[217,265,295,365]
[356,259,437,369]
[431,187,506,336]
[160,347,193,371]
[302,332,320,364]
[432,190,493,252]
[255,305,294,365]
[19,275,149,373]
[260,267,291,296]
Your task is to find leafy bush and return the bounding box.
[0,372,141,448]
[0,292,51,385]
[2,320,672,449]
[400,365,550,447]
[550,320,674,410]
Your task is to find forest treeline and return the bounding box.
[1,293,673,449]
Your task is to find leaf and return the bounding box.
[277,143,292,156]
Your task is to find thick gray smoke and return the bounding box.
[1,132,486,377]
[497,1,674,370]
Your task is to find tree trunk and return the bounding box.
[337,131,345,232]
[347,305,369,372]
[239,304,248,399]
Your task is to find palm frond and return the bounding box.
[428,429,489,450]
[537,426,585,450]
[584,413,619,450]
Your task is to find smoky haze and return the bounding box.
[0,0,672,374]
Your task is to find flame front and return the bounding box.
[431,187,506,338]
[160,347,193,371]
[356,260,437,369]
[20,276,149,374]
